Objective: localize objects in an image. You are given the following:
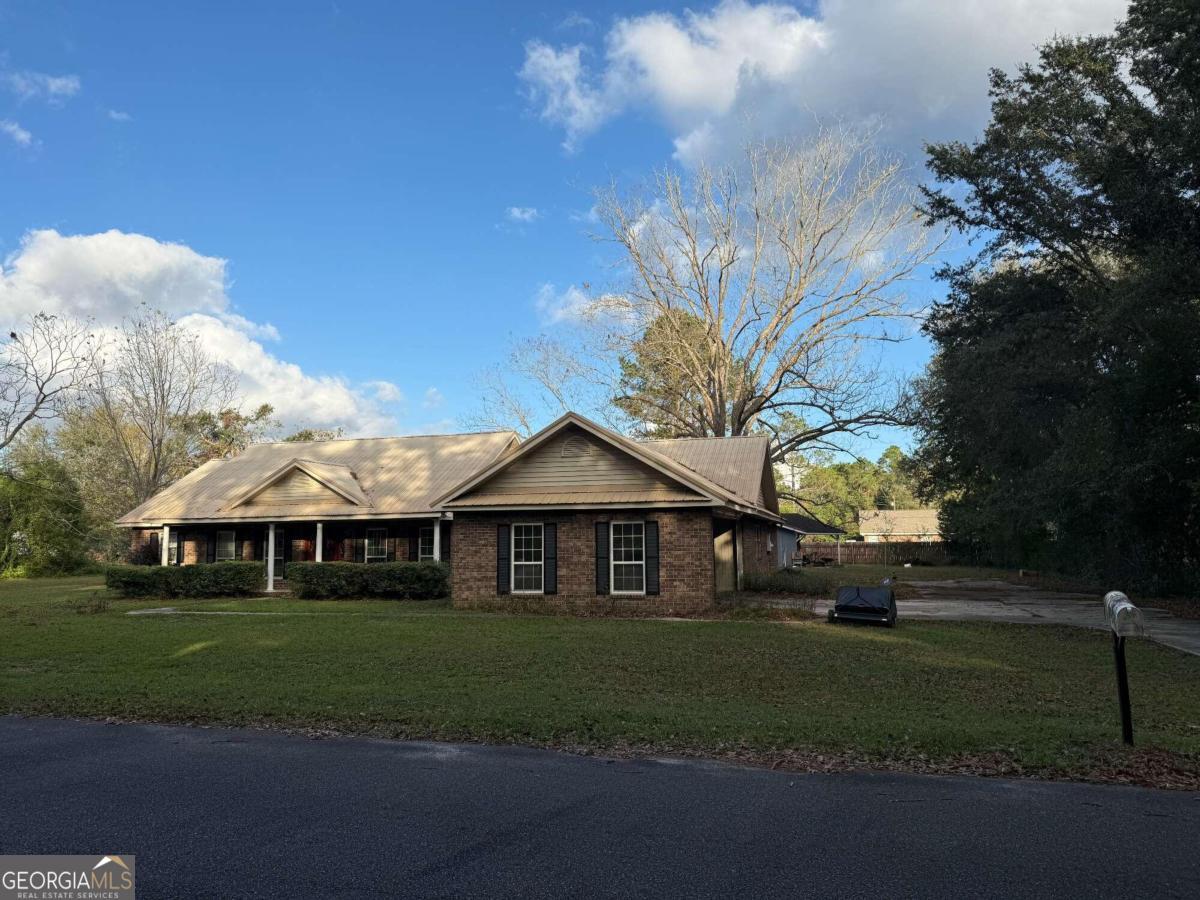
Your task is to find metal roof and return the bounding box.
[781,513,845,535]
[116,431,519,526]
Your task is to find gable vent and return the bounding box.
[561,434,592,458]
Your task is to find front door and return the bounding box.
[713,524,736,593]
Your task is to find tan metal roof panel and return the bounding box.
[117,431,518,525]
[641,435,770,510]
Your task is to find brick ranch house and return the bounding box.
[117,412,785,612]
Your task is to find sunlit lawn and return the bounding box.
[2,575,1198,780]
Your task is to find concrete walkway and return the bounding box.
[815,579,1200,657]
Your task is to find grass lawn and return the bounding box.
[3,575,1199,786]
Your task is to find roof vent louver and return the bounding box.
[561,434,592,458]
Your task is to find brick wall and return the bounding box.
[740,519,777,576]
[451,509,717,614]
[128,528,158,564]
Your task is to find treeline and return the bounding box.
[914,0,1200,592]
[778,445,926,535]
[0,309,341,576]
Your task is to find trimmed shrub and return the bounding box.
[740,569,836,596]
[286,562,366,599]
[288,561,449,600]
[105,562,265,598]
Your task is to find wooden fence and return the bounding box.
[796,541,952,566]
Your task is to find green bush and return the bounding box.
[105,562,264,598]
[740,569,836,596]
[288,561,449,600]
[285,562,366,599]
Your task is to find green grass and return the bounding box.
[3,576,1200,782]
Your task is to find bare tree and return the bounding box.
[87,308,237,504]
[592,127,941,461]
[0,313,96,457]
[470,336,619,436]
[470,128,943,459]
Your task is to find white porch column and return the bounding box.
[266,522,276,592]
[432,517,441,562]
[315,522,324,562]
[160,524,170,567]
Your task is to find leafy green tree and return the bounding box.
[777,444,925,533]
[0,427,89,575]
[916,0,1200,590]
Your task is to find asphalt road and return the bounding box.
[1,717,1197,899]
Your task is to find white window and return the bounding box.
[511,523,544,594]
[216,530,237,562]
[366,527,388,563]
[418,526,435,561]
[167,531,179,566]
[611,522,645,595]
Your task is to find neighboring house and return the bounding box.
[857,509,942,543]
[117,412,783,612]
[778,513,845,566]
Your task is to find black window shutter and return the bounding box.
[440,522,451,562]
[353,529,365,563]
[544,523,557,595]
[497,524,510,594]
[206,531,216,564]
[645,521,660,595]
[387,529,396,562]
[595,521,609,595]
[409,532,419,561]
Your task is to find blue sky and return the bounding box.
[0,0,1125,452]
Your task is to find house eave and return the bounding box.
[117,510,450,528]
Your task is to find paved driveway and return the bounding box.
[815,579,1200,657]
[2,716,1198,899]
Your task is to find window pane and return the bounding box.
[613,563,644,593]
[612,522,644,563]
[419,526,435,560]
[273,529,285,562]
[513,563,542,592]
[217,530,236,561]
[366,528,387,561]
[511,524,543,592]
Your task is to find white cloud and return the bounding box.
[519,42,613,152]
[534,282,591,324]
[422,387,444,409]
[0,229,227,322]
[0,228,400,436]
[367,380,405,404]
[4,69,80,104]
[0,119,33,146]
[506,206,540,223]
[107,109,132,122]
[520,0,1127,163]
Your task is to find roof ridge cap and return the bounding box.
[250,429,518,447]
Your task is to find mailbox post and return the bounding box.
[1103,591,1145,746]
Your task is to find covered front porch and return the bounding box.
[156,517,450,591]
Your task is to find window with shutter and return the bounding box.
[610,522,646,595]
[511,523,544,593]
